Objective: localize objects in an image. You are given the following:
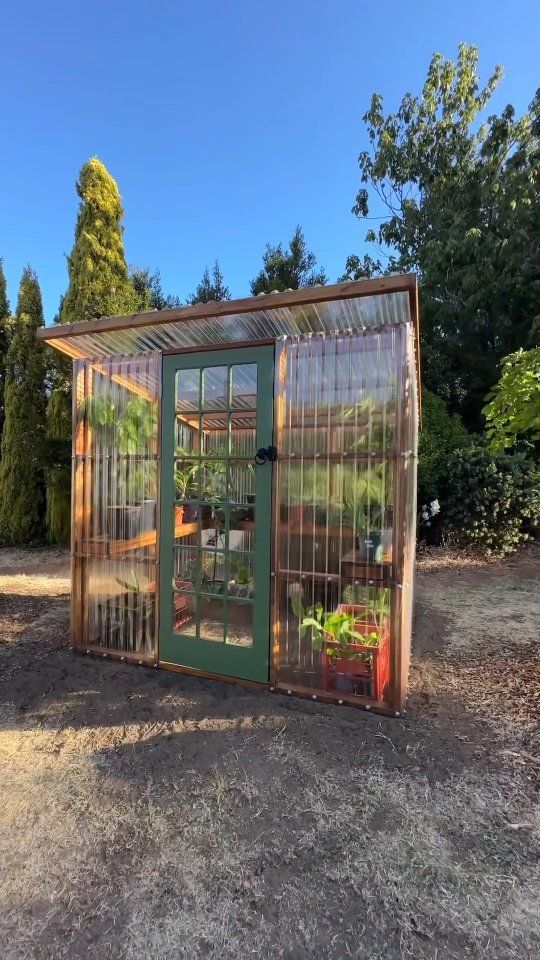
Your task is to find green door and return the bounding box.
[159,345,275,683]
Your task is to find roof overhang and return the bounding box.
[37,274,420,399]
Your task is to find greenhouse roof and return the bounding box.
[38,273,419,371]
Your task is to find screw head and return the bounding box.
[287,689,292,695]
[365,704,371,711]
[312,694,317,700]
[338,699,344,705]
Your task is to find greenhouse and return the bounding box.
[38,275,419,716]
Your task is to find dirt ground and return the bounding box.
[0,546,538,960]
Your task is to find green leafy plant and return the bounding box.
[483,348,540,453]
[442,445,540,557]
[175,461,199,500]
[341,584,390,634]
[291,595,379,661]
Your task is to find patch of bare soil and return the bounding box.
[0,546,539,960]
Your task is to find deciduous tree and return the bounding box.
[346,43,540,426]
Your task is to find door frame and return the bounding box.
[158,343,276,684]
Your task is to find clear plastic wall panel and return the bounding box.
[274,329,406,703]
[71,353,160,656]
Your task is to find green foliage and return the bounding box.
[0,269,47,544]
[47,157,140,543]
[59,158,139,325]
[45,388,72,545]
[483,348,540,452]
[250,226,326,295]
[0,260,11,437]
[418,389,471,506]
[291,597,379,660]
[442,445,540,557]
[347,43,540,426]
[188,261,230,304]
[130,266,182,310]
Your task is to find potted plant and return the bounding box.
[228,557,253,598]
[292,595,389,699]
[343,500,384,562]
[175,458,200,524]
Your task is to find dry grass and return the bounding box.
[0,546,539,959]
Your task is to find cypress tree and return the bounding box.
[47,157,138,543]
[0,260,11,438]
[0,268,47,544]
[60,157,139,324]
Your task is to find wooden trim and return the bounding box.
[37,275,418,342]
[158,660,268,689]
[161,338,275,356]
[72,644,156,664]
[272,682,398,716]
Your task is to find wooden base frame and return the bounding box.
[72,647,401,716]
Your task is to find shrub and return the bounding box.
[442,445,540,557]
[418,390,471,507]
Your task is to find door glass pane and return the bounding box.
[201,461,228,503]
[174,459,200,502]
[199,597,225,642]
[201,414,228,456]
[231,364,257,409]
[176,415,200,455]
[226,601,253,647]
[173,593,197,635]
[203,366,228,410]
[176,369,199,412]
[229,462,255,504]
[173,547,200,591]
[230,412,256,455]
[230,508,254,551]
[200,549,226,593]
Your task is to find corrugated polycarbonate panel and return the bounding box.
[72,353,160,657]
[273,327,412,706]
[51,291,411,360]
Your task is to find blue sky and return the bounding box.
[1,0,538,323]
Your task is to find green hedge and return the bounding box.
[442,445,540,557]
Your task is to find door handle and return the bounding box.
[255,445,278,465]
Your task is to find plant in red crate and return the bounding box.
[292,594,390,700]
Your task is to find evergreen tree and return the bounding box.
[60,157,139,324]
[47,157,139,543]
[130,266,182,310]
[0,269,47,544]
[188,261,230,304]
[0,260,11,437]
[250,226,326,295]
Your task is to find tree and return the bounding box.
[0,269,47,544]
[483,348,540,452]
[130,266,182,310]
[0,260,11,438]
[250,226,326,295]
[346,43,540,426]
[60,157,139,324]
[417,389,471,508]
[47,157,139,543]
[188,261,230,304]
